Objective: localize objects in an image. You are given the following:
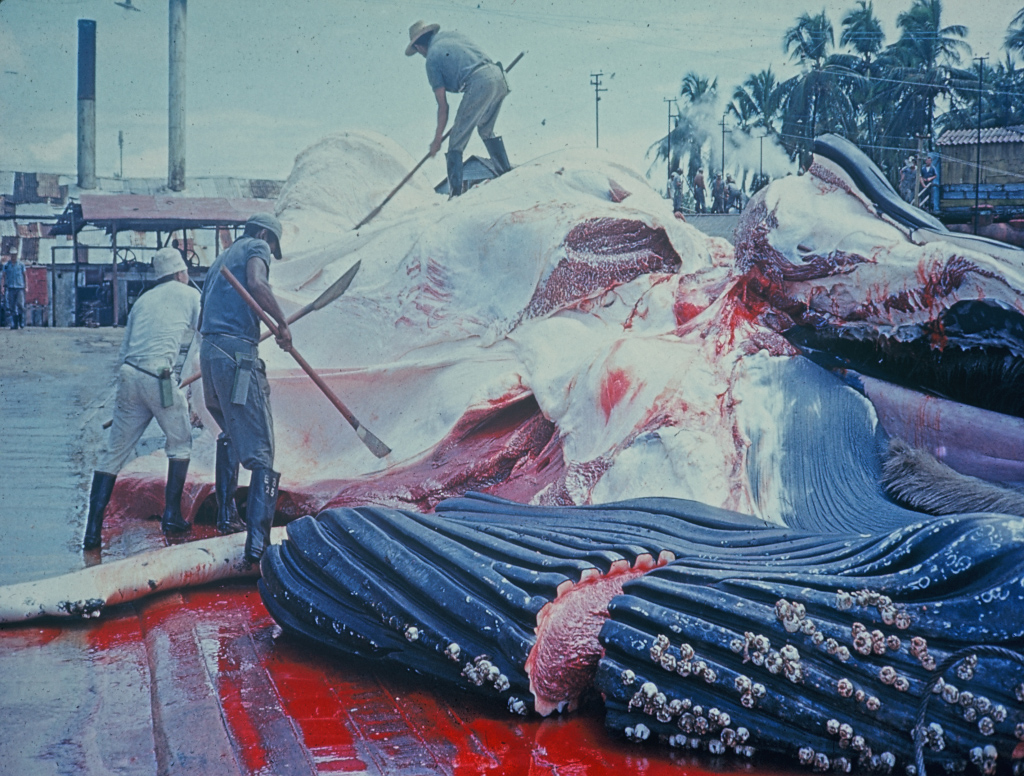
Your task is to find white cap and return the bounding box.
[152,247,187,279]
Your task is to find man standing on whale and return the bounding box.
[406,20,511,197]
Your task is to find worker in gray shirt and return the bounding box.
[199,213,291,564]
[84,247,200,549]
[406,20,511,197]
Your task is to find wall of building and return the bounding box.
[940,143,1024,186]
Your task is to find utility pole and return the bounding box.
[118,130,124,179]
[720,115,730,183]
[759,133,764,182]
[664,97,676,195]
[974,55,987,235]
[914,134,924,208]
[590,73,607,148]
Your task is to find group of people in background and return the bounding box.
[669,168,744,215]
[898,154,940,212]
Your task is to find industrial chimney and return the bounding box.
[77,19,97,190]
[168,0,186,191]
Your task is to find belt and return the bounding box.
[460,61,494,91]
[124,361,168,380]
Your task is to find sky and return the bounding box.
[1,0,1021,189]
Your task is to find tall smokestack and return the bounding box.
[77,19,97,190]
[168,0,186,191]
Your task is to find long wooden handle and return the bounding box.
[353,51,526,230]
[220,267,391,459]
[101,260,362,427]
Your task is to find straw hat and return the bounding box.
[405,20,439,56]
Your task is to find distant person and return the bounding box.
[83,248,200,549]
[172,238,190,266]
[3,251,26,330]
[406,20,511,197]
[693,168,706,213]
[199,213,291,564]
[919,155,939,212]
[711,174,725,213]
[670,170,683,211]
[899,158,916,204]
[725,174,741,213]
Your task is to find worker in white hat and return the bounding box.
[406,20,512,197]
[84,246,201,549]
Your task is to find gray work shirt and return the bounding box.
[425,31,492,93]
[200,236,272,344]
[2,261,26,289]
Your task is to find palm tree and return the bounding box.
[840,1,886,157]
[841,0,885,62]
[729,68,788,134]
[780,11,860,155]
[940,55,1024,131]
[881,0,970,144]
[680,72,718,104]
[1005,7,1024,55]
[647,72,718,183]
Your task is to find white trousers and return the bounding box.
[97,364,192,474]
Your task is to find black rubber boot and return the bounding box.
[161,458,191,535]
[83,471,117,550]
[215,434,245,534]
[244,468,280,564]
[445,150,464,197]
[483,136,512,175]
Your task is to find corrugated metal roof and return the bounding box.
[937,125,1024,146]
[78,193,276,232]
[0,172,285,201]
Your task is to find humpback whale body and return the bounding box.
[261,493,1024,772]
[258,135,1024,771]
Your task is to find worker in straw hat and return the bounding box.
[406,20,512,197]
[198,212,291,564]
[84,246,201,549]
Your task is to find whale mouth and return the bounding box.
[785,298,1024,420]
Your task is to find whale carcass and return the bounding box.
[10,131,1024,771]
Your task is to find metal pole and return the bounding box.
[974,55,986,235]
[168,0,187,191]
[111,227,118,327]
[720,115,728,182]
[76,20,97,190]
[590,73,606,149]
[760,135,764,181]
[71,205,79,327]
[118,130,124,179]
[664,97,675,193]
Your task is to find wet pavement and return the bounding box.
[0,328,767,776]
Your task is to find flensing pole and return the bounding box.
[974,55,987,235]
[590,72,607,148]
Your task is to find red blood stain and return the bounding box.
[599,368,631,422]
[86,609,145,651]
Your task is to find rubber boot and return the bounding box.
[483,136,512,175]
[83,471,117,550]
[244,468,280,564]
[160,458,191,535]
[215,434,245,534]
[445,150,464,198]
